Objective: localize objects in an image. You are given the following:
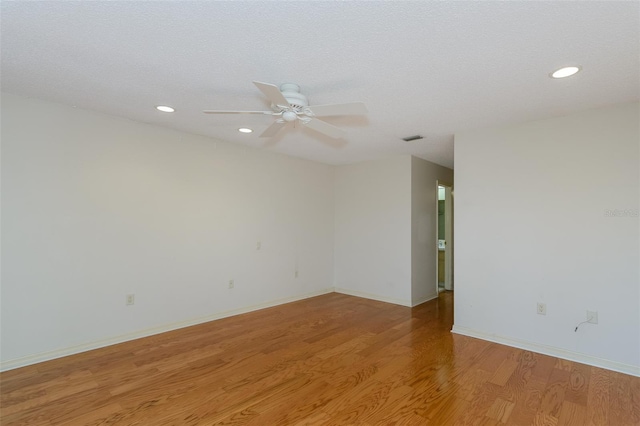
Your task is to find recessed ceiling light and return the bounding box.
[550,66,581,79]
[238,128,253,133]
[156,105,175,113]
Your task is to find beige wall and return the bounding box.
[333,155,453,307]
[453,102,639,374]
[334,156,413,305]
[1,93,336,368]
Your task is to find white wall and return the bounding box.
[1,93,335,368]
[334,156,412,305]
[411,157,453,305]
[453,102,640,374]
[333,155,452,307]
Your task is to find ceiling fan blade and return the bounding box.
[203,110,273,115]
[303,118,347,139]
[260,121,286,138]
[253,81,291,108]
[307,102,368,117]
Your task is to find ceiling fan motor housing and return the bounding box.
[277,83,308,111]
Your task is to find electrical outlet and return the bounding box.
[256,241,261,250]
[295,270,299,278]
[587,310,598,324]
[537,302,546,315]
[228,279,234,289]
[126,294,135,306]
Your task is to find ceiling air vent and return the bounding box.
[402,135,424,142]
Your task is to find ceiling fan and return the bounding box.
[203,81,367,139]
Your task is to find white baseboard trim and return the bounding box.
[333,287,412,307]
[451,325,640,377]
[411,293,438,307]
[0,288,334,372]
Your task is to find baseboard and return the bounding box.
[333,287,412,307]
[411,293,438,307]
[451,325,640,377]
[0,288,334,372]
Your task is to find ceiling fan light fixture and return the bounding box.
[238,127,253,133]
[550,66,581,79]
[282,111,298,122]
[156,105,175,113]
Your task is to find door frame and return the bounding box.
[436,181,454,293]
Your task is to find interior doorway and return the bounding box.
[436,182,453,293]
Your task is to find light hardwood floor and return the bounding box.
[1,292,638,425]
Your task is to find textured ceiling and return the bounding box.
[2,2,639,168]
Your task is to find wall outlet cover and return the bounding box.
[537,302,546,315]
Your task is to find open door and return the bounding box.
[437,183,453,292]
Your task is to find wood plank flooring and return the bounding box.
[1,292,639,425]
